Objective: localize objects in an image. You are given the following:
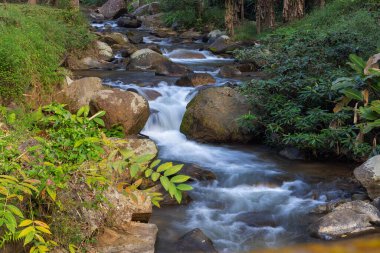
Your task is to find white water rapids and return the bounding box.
[100,47,354,253]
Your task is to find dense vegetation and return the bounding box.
[235,0,380,160]
[0,104,192,252]
[0,4,93,103]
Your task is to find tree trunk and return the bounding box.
[225,0,235,36]
[241,0,244,21]
[70,0,79,9]
[283,0,305,23]
[196,0,205,19]
[28,0,37,4]
[256,0,275,34]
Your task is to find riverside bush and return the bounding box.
[0,104,192,251]
[236,0,380,160]
[0,4,94,102]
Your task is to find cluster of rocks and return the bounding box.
[309,155,380,240]
[56,77,149,136]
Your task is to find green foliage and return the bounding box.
[0,4,94,102]
[161,0,224,29]
[236,0,380,160]
[233,21,257,42]
[0,104,192,251]
[332,54,380,149]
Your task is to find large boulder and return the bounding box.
[97,0,127,19]
[100,32,129,46]
[90,89,150,135]
[132,2,160,16]
[140,13,165,29]
[176,73,216,87]
[94,223,158,253]
[66,41,114,70]
[176,228,218,253]
[128,49,190,77]
[55,77,103,113]
[207,30,226,43]
[180,87,253,143]
[354,155,380,199]
[96,41,113,61]
[309,200,380,239]
[208,35,239,54]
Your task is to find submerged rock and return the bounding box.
[354,155,380,199]
[97,0,127,19]
[219,65,242,78]
[309,200,380,239]
[90,89,150,135]
[176,73,216,87]
[169,50,206,59]
[176,228,218,253]
[94,223,158,253]
[128,49,190,77]
[181,164,216,181]
[55,77,103,113]
[279,147,306,160]
[180,87,254,143]
[208,35,239,54]
[117,16,142,28]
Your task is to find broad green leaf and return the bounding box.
[168,183,177,197]
[24,231,35,246]
[145,169,153,177]
[46,186,56,201]
[349,54,366,73]
[157,162,172,173]
[77,106,85,117]
[4,211,17,233]
[150,159,161,169]
[134,154,155,163]
[19,219,33,227]
[130,164,140,178]
[151,172,160,182]
[174,190,182,204]
[160,176,170,191]
[164,164,184,177]
[170,175,191,183]
[7,205,24,218]
[36,226,51,234]
[176,184,193,191]
[93,117,105,127]
[342,88,363,101]
[18,226,35,238]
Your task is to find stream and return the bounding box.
[78,21,362,253]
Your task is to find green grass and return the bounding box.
[233,21,258,41]
[0,4,94,103]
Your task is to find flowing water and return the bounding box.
[82,22,361,253]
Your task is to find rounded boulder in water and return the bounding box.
[90,89,150,135]
[180,86,254,143]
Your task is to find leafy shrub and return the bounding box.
[0,104,192,251]
[0,4,94,102]
[236,0,380,160]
